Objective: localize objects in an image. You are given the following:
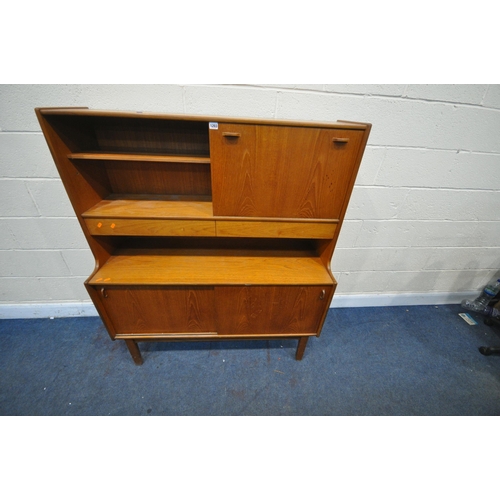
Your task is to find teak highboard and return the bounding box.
[36,107,371,365]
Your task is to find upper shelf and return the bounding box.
[40,111,211,157]
[68,152,211,164]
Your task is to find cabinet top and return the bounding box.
[35,107,371,130]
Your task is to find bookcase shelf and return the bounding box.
[36,107,371,365]
[89,249,333,286]
[83,196,214,219]
[68,152,211,163]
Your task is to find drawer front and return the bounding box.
[216,221,337,239]
[94,286,216,334]
[210,123,364,219]
[85,218,216,237]
[215,285,333,335]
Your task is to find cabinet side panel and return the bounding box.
[35,109,114,269]
[329,123,372,252]
[105,161,212,196]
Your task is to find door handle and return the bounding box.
[100,287,108,299]
[319,289,326,300]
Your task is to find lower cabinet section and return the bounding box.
[91,284,333,337]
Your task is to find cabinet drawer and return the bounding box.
[93,286,216,334]
[215,285,333,335]
[216,221,337,239]
[85,218,216,237]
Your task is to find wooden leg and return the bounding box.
[296,337,309,361]
[125,340,143,365]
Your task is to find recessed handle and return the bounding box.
[222,132,241,138]
[332,137,349,144]
[100,287,108,299]
[319,289,326,300]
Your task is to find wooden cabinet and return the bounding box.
[36,108,371,364]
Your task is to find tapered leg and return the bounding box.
[296,337,309,361]
[125,340,143,365]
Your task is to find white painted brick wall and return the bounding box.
[1,84,499,312]
[404,84,489,104]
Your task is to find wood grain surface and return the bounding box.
[216,285,332,335]
[97,286,216,334]
[88,250,334,286]
[84,218,216,237]
[211,124,364,219]
[83,197,213,219]
[216,220,337,239]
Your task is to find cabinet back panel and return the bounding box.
[104,161,212,196]
[107,236,318,253]
[94,118,210,156]
[44,115,99,152]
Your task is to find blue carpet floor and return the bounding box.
[1,304,500,415]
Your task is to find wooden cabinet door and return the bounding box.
[95,286,216,334]
[210,123,364,219]
[215,286,332,335]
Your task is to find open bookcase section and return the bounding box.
[44,113,210,156]
[89,251,333,286]
[36,107,371,364]
[88,236,332,286]
[72,158,212,197]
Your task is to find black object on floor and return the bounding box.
[1,304,500,416]
[478,299,500,356]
